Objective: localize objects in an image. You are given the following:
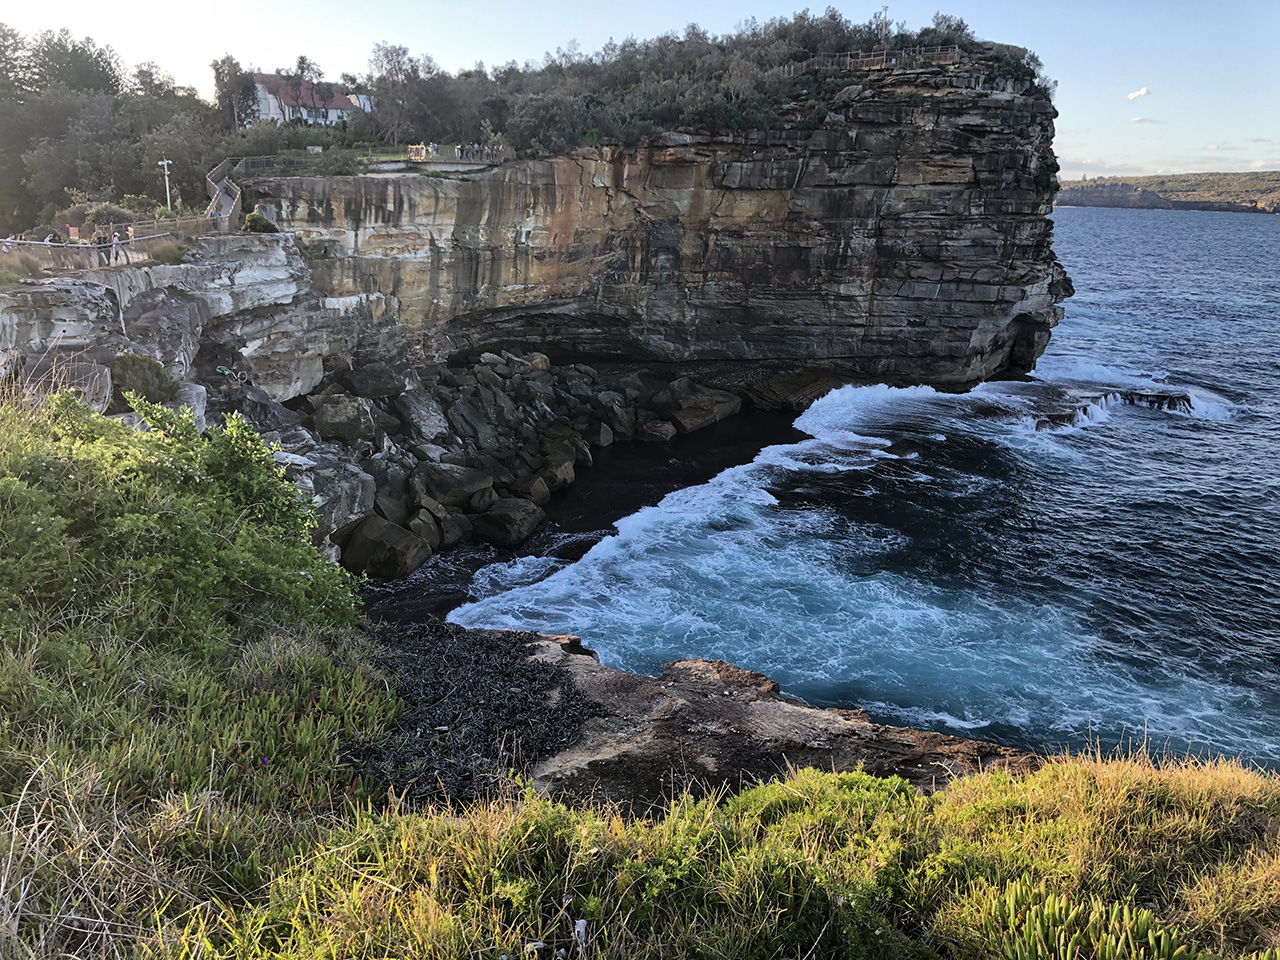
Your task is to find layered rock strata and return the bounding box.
[253,64,1069,387]
[0,235,748,571]
[1056,180,1279,215]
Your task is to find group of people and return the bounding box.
[454,143,509,163]
[2,230,129,266]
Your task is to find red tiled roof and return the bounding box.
[254,72,357,111]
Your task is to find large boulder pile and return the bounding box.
[236,351,744,578]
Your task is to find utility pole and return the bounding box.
[158,158,172,210]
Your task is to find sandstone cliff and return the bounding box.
[252,64,1070,387]
[1057,177,1280,215]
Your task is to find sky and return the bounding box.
[5,0,1278,177]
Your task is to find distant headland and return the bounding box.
[1056,171,1280,214]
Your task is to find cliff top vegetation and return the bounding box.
[0,11,1051,235]
[2,388,1279,958]
[355,10,1052,156]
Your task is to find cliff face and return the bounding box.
[1056,180,1280,215]
[253,65,1069,386]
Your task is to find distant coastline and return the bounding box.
[1055,171,1280,214]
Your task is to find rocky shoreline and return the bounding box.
[357,615,1040,811]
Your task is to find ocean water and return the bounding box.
[450,206,1280,765]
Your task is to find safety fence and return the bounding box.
[1,232,181,273]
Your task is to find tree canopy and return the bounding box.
[353,9,1047,156]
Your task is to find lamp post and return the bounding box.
[158,158,172,210]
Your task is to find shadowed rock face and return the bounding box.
[253,66,1070,387]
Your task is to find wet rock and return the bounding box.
[637,416,677,441]
[471,498,546,546]
[511,474,551,505]
[650,378,743,433]
[539,452,576,491]
[582,421,614,447]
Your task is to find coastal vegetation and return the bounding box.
[2,389,1279,958]
[0,11,1051,236]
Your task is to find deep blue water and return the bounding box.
[450,206,1280,765]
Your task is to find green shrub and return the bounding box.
[107,353,180,413]
[242,211,280,233]
[145,240,190,264]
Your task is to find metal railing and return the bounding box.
[0,232,182,273]
[776,45,962,77]
[203,157,242,233]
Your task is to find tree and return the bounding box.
[368,42,431,145]
[0,23,24,101]
[211,54,257,129]
[284,55,324,120]
[24,28,121,94]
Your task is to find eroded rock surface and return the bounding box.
[360,623,1039,810]
[254,64,1069,386]
[526,635,1039,808]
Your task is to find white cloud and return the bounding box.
[1129,117,1157,124]
[1126,86,1150,101]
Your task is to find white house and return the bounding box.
[252,73,365,125]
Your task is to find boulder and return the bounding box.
[407,508,443,549]
[374,490,412,527]
[582,421,614,447]
[409,461,494,507]
[637,416,677,442]
[311,393,379,443]
[21,359,112,413]
[229,385,301,435]
[349,361,404,399]
[342,515,433,578]
[511,474,551,506]
[396,390,451,444]
[539,452,575,491]
[468,486,499,513]
[291,446,376,556]
[650,378,743,434]
[173,382,208,432]
[471,498,545,546]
